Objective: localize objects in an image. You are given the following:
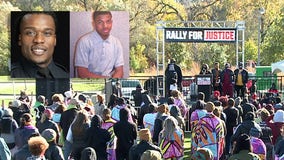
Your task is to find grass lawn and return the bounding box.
[184,132,191,160]
[0,77,105,104]
[0,78,105,94]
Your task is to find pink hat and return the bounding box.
[213,91,220,99]
[44,109,54,119]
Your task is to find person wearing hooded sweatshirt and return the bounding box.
[229,134,261,160]
[129,128,162,160]
[59,99,80,160]
[231,112,262,147]
[85,115,111,160]
[138,92,153,127]
[102,108,117,160]
[0,108,18,149]
[114,107,137,160]
[249,127,266,160]
[42,128,64,160]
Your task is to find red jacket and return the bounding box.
[265,114,284,145]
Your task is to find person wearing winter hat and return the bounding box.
[42,129,64,160]
[129,128,161,160]
[273,110,284,123]
[249,127,267,160]
[212,90,221,101]
[265,109,284,144]
[42,129,57,142]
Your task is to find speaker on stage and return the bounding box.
[196,74,212,102]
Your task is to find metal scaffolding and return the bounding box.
[156,20,245,97]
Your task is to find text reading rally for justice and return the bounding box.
[164,28,236,43]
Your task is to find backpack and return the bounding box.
[0,118,15,144]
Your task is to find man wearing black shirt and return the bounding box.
[11,11,69,78]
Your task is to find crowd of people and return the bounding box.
[1,61,284,160]
[0,88,187,160]
[190,90,284,160]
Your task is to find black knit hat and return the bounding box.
[245,112,255,121]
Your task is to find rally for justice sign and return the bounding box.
[164,28,236,43]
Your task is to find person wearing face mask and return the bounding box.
[11,11,69,78]
[75,11,124,78]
